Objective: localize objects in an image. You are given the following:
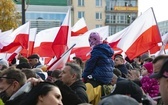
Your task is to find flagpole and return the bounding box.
[162,42,166,54]
[150,7,166,55]
[47,43,76,71]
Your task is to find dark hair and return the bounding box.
[73,57,83,67]
[1,67,26,86]
[152,55,168,63]
[19,57,29,64]
[114,54,123,59]
[113,68,122,77]
[22,69,36,79]
[144,57,153,62]
[73,57,83,65]
[51,70,61,79]
[111,80,143,103]
[16,62,31,69]
[28,54,40,60]
[20,82,58,105]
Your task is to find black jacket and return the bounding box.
[5,93,26,105]
[55,80,85,105]
[70,80,89,103]
[115,64,128,78]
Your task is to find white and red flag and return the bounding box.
[48,8,71,70]
[20,28,37,57]
[71,17,88,36]
[52,9,71,59]
[0,29,13,49]
[28,28,37,56]
[0,22,30,53]
[33,27,60,57]
[117,7,161,60]
[70,26,109,61]
[107,27,129,54]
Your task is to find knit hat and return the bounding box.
[143,62,153,74]
[89,32,102,48]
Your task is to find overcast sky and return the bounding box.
[138,0,168,22]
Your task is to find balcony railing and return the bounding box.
[106,6,138,11]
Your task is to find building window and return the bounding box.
[96,12,102,20]
[78,0,84,6]
[96,24,102,28]
[96,0,102,7]
[109,26,115,35]
[78,11,85,18]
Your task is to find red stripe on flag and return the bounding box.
[71,26,88,36]
[52,26,69,58]
[1,33,28,52]
[126,25,161,60]
[33,42,55,57]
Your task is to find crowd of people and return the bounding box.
[0,32,167,105]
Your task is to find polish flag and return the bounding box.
[0,46,22,63]
[70,26,109,61]
[71,17,88,36]
[7,46,22,63]
[33,27,60,57]
[20,28,37,57]
[0,22,30,53]
[107,27,129,53]
[48,44,75,71]
[52,9,71,59]
[154,33,168,55]
[117,8,161,60]
[28,28,37,56]
[0,29,13,49]
[48,9,71,70]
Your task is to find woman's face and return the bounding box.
[38,86,63,105]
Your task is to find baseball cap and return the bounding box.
[150,59,168,79]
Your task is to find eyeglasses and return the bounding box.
[0,77,17,82]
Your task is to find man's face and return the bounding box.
[114,57,124,66]
[0,76,14,98]
[28,58,38,66]
[158,77,168,105]
[59,66,75,86]
[153,60,164,73]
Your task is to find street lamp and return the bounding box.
[15,0,26,24]
[21,0,25,24]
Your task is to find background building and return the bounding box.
[158,20,168,36]
[15,0,141,36]
[105,0,138,35]
[70,0,138,35]
[15,0,70,32]
[71,0,106,30]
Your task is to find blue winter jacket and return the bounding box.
[82,43,114,84]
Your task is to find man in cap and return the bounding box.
[27,54,42,68]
